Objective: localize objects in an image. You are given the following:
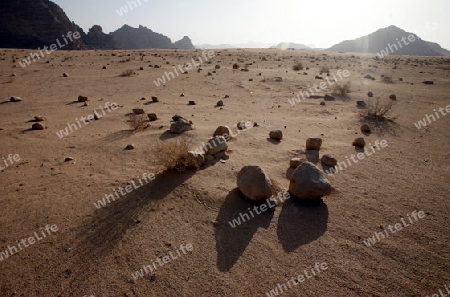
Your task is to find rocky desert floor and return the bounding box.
[0,48,449,297]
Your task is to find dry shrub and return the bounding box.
[127,114,149,131]
[151,138,192,171]
[361,97,396,120]
[381,74,393,83]
[331,81,351,97]
[292,62,303,71]
[121,69,135,77]
[320,66,330,73]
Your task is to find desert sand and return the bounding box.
[0,48,449,296]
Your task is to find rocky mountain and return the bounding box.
[0,0,194,50]
[0,0,83,49]
[111,25,194,49]
[328,25,450,56]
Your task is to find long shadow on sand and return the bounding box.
[277,198,328,252]
[74,170,195,262]
[215,188,274,272]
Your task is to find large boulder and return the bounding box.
[237,166,273,201]
[204,136,228,155]
[306,138,322,151]
[170,115,193,134]
[269,130,283,141]
[213,126,232,140]
[289,161,331,199]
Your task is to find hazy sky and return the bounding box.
[52,0,450,49]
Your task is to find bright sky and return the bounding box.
[52,0,450,49]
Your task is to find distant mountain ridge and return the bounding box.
[328,25,450,56]
[270,42,312,50]
[0,0,194,50]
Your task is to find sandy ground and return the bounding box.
[0,48,449,297]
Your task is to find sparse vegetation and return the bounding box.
[361,97,396,121]
[127,113,148,131]
[151,137,192,171]
[331,82,351,97]
[381,74,394,83]
[292,62,303,71]
[121,69,135,77]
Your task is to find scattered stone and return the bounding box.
[324,94,335,101]
[269,130,283,141]
[140,66,144,70]
[213,126,232,140]
[102,66,107,69]
[364,74,375,80]
[78,96,88,103]
[217,100,224,107]
[232,63,239,70]
[148,113,158,121]
[423,81,434,85]
[207,72,213,76]
[10,96,22,102]
[32,123,45,130]
[389,94,397,100]
[289,161,332,199]
[290,158,303,168]
[152,96,159,102]
[186,152,204,169]
[63,73,69,77]
[132,108,145,115]
[249,78,253,81]
[356,101,367,108]
[320,101,326,106]
[275,77,283,82]
[224,95,230,98]
[205,136,228,155]
[399,77,404,81]
[83,102,88,106]
[170,115,193,134]
[34,116,45,122]
[125,144,135,150]
[367,92,374,98]
[237,121,246,130]
[353,137,366,148]
[188,101,196,106]
[306,138,322,151]
[321,154,338,167]
[11,73,17,77]
[361,124,371,133]
[237,166,273,201]
[64,157,74,162]
[315,75,323,80]
[94,112,101,120]
[180,93,185,97]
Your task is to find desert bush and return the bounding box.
[292,62,303,71]
[361,97,396,120]
[151,137,192,171]
[121,69,135,77]
[127,114,148,131]
[320,66,330,73]
[381,74,393,83]
[331,82,351,97]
